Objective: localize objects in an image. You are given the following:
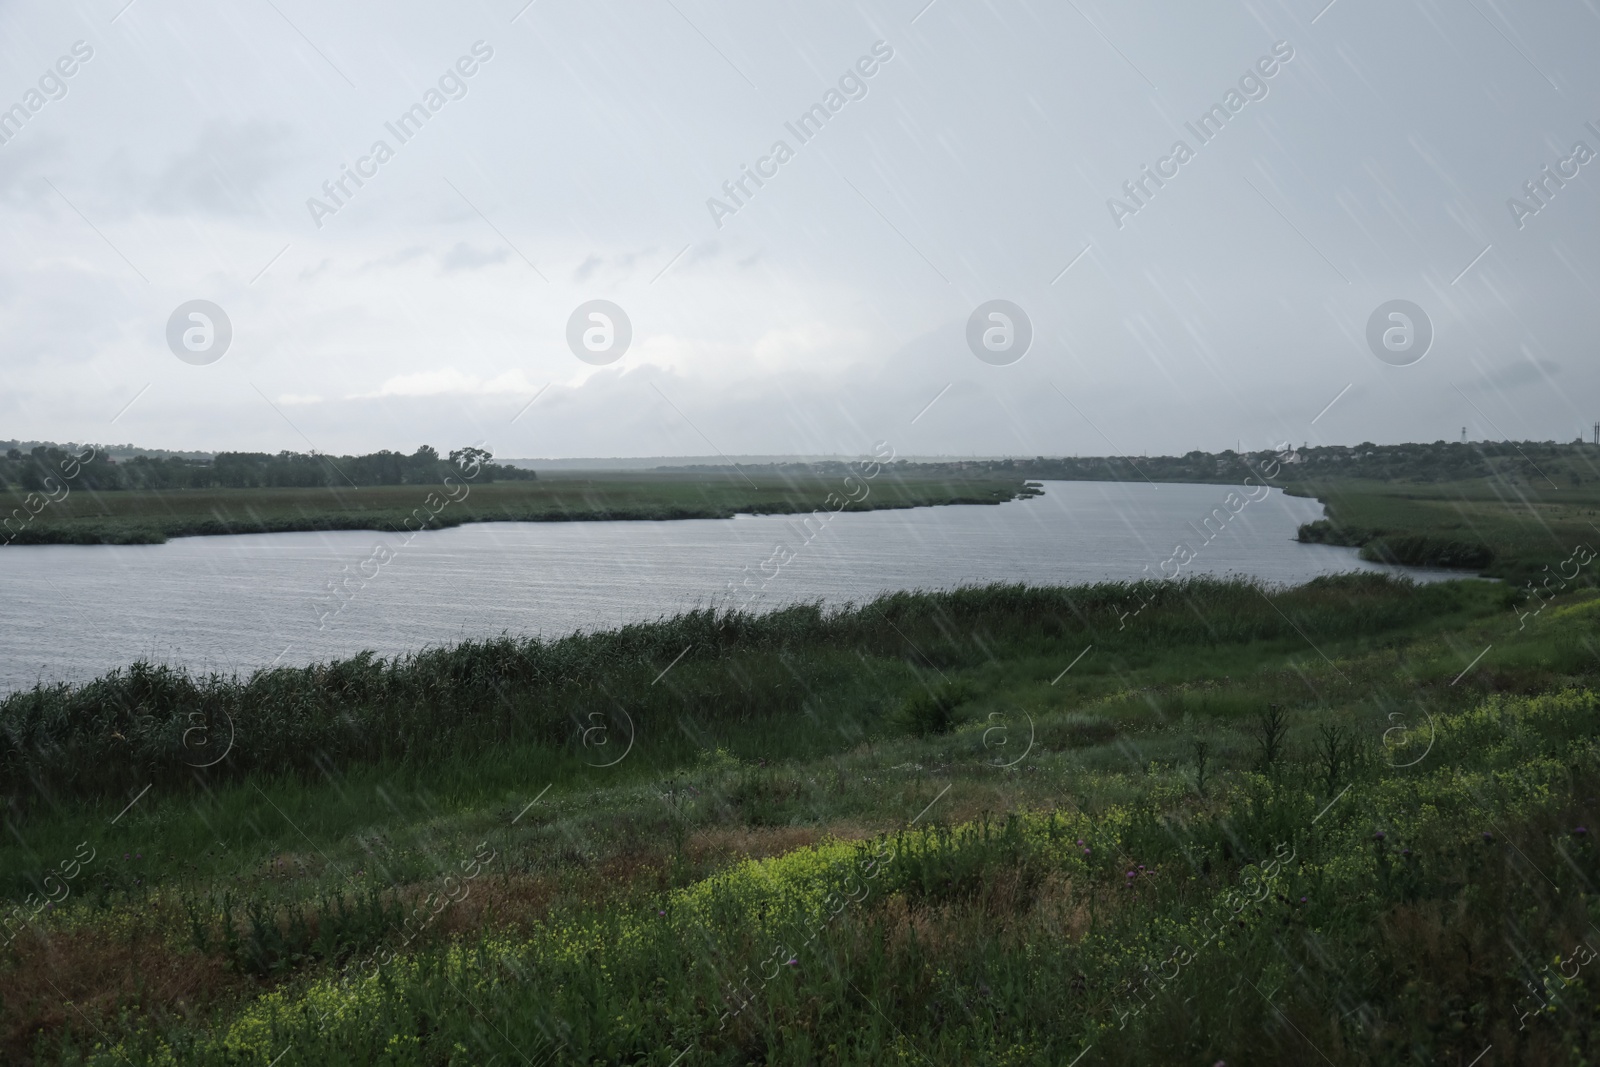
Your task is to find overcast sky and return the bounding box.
[2,0,1598,459]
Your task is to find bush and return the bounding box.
[1360,534,1494,569]
[895,680,973,736]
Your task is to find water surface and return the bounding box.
[0,481,1458,692]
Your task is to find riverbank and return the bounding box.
[0,467,1038,546]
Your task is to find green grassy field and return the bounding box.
[6,574,1600,1063]
[1289,476,1600,583]
[0,468,1036,546]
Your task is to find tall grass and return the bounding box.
[0,575,1504,810]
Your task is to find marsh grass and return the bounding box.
[1293,475,1600,582]
[0,469,1033,545]
[0,574,1510,811]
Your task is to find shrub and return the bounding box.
[895,680,973,736]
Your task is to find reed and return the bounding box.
[0,576,1500,808]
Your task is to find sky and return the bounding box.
[2,0,1598,460]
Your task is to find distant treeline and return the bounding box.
[0,439,212,463]
[0,444,536,491]
[910,440,1600,488]
[9,436,1599,492]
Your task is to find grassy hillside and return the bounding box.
[6,574,1600,1063]
[0,467,1036,546]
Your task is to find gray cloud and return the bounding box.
[144,120,296,216]
[1473,357,1561,392]
[0,0,1598,456]
[440,242,508,272]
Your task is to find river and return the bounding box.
[0,481,1459,692]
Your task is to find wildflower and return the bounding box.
[123,853,129,860]
[1077,839,1085,846]
[1401,849,1412,857]
[1299,896,1307,904]
[1577,827,1589,836]
[1482,832,1493,842]
[1373,832,1385,841]
[1126,871,1135,879]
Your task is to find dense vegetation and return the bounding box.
[0,463,1035,546]
[980,439,1600,488]
[0,575,1486,808]
[1288,475,1600,581]
[0,441,211,463]
[0,444,532,493]
[6,573,1600,1063]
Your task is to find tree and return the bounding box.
[449,447,493,476]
